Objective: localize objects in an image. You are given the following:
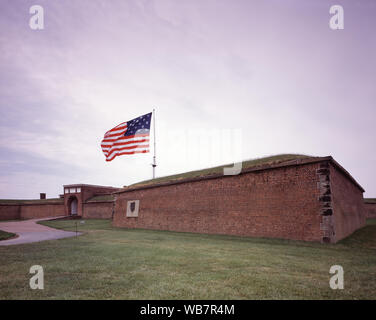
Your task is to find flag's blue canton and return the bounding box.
[125,112,152,136]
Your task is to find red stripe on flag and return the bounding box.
[105,150,149,162]
[101,138,149,148]
[104,129,127,138]
[105,144,150,158]
[106,122,127,132]
[101,133,149,143]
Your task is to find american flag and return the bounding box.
[101,112,152,162]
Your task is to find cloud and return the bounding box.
[0,0,375,198]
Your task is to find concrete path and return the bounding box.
[0,217,81,246]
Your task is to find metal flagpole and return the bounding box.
[152,108,156,179]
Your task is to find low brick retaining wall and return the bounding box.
[0,202,65,221]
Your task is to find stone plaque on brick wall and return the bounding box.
[126,200,139,217]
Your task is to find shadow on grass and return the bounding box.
[39,218,376,251]
[338,219,376,249]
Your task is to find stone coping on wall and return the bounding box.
[85,195,115,203]
[0,199,64,206]
[364,198,376,204]
[63,183,119,190]
[114,156,365,195]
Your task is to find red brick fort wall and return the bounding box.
[113,162,324,242]
[329,163,366,241]
[365,203,376,219]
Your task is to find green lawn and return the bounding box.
[0,230,16,241]
[0,219,375,300]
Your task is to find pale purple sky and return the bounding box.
[0,0,375,199]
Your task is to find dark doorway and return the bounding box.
[68,196,78,215]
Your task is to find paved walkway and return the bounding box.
[0,217,81,246]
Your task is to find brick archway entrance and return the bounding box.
[67,196,78,215]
